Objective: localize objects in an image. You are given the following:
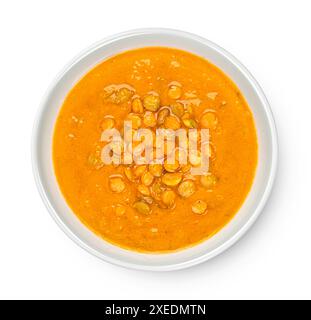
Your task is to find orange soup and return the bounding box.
[53,47,257,252]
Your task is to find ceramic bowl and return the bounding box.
[32,28,278,271]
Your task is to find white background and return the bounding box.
[0,0,310,300]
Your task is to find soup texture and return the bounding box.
[53,47,257,252]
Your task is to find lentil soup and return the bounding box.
[53,47,258,252]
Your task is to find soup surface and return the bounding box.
[53,47,257,252]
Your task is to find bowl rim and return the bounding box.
[31,28,278,271]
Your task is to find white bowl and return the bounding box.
[32,28,278,271]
